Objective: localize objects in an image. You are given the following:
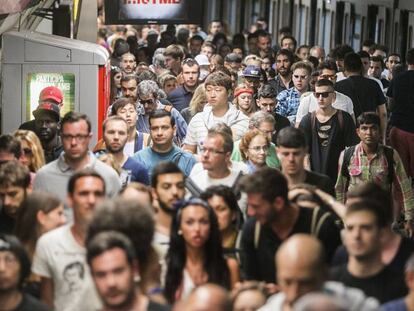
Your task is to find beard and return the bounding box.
[158,198,175,215]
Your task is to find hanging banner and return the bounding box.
[105,0,203,24]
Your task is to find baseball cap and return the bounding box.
[39,86,63,104]
[195,54,210,66]
[242,65,261,78]
[33,102,61,121]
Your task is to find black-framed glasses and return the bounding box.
[313,91,333,98]
[139,98,156,106]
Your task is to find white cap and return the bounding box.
[195,54,210,66]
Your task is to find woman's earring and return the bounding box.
[178,230,183,235]
[134,274,141,283]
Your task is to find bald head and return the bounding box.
[181,284,231,311]
[310,46,325,62]
[276,234,327,307]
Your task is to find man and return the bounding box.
[387,48,414,183]
[87,231,169,311]
[309,45,326,63]
[224,53,242,75]
[207,20,223,41]
[0,234,51,311]
[330,200,408,303]
[0,135,23,165]
[239,167,341,284]
[256,30,272,58]
[136,80,187,146]
[151,162,186,260]
[32,101,64,163]
[101,116,149,186]
[295,61,355,126]
[188,35,204,58]
[188,126,249,195]
[32,169,106,310]
[277,61,312,124]
[0,161,31,234]
[134,110,196,178]
[34,112,121,205]
[181,284,231,311]
[276,127,334,195]
[335,52,387,142]
[255,83,291,142]
[168,58,199,112]
[200,42,215,61]
[385,53,401,80]
[382,254,414,310]
[280,35,297,53]
[231,111,281,169]
[242,65,262,95]
[368,56,389,89]
[299,79,358,183]
[258,234,379,311]
[270,49,295,95]
[19,86,64,133]
[121,74,139,102]
[120,52,136,74]
[163,44,185,77]
[331,44,354,81]
[183,71,249,153]
[335,112,414,230]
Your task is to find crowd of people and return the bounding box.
[0,12,414,311]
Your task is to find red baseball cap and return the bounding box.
[39,86,63,104]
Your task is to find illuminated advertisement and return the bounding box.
[105,0,203,24]
[26,73,75,120]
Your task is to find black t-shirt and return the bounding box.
[0,208,16,234]
[271,112,291,144]
[335,76,386,117]
[299,111,358,183]
[387,70,414,133]
[13,294,51,311]
[332,237,414,274]
[148,300,171,311]
[241,206,341,283]
[304,170,335,197]
[329,264,407,303]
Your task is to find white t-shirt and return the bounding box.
[296,91,355,124]
[32,225,98,311]
[123,140,135,157]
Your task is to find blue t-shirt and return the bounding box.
[381,298,407,311]
[133,145,196,179]
[121,157,150,186]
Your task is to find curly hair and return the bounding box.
[239,130,269,161]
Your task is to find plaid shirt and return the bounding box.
[335,143,414,220]
[276,87,301,124]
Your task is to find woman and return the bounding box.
[14,192,66,297]
[14,130,45,173]
[110,66,123,103]
[239,131,270,173]
[180,84,207,124]
[233,84,256,117]
[200,185,243,259]
[164,198,239,303]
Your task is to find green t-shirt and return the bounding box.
[231,140,281,169]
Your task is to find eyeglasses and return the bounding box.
[139,98,156,106]
[313,91,333,98]
[61,134,90,142]
[255,126,276,136]
[200,147,226,155]
[249,145,269,152]
[293,74,309,80]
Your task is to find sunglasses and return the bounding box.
[313,91,333,98]
[293,75,308,80]
[23,148,33,156]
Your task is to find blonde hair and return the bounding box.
[13,130,45,172]
[189,84,207,115]
[232,83,256,116]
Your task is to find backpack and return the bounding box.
[341,145,395,182]
[253,206,331,249]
